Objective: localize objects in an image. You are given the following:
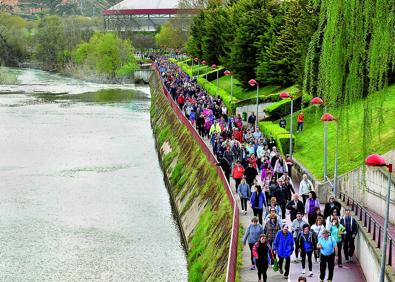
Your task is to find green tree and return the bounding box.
[34,16,66,71]
[155,20,188,49]
[185,11,206,59]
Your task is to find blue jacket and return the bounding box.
[237,183,251,199]
[243,223,264,244]
[250,192,266,210]
[273,230,294,257]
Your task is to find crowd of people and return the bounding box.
[155,58,359,282]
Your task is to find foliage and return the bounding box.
[155,20,188,50]
[72,32,137,79]
[259,121,295,155]
[281,84,395,180]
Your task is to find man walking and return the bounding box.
[273,224,294,279]
[340,208,358,262]
[287,193,305,222]
[317,229,337,282]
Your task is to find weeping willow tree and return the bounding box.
[304,0,394,170]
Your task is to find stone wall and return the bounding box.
[149,73,237,282]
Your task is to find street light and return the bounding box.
[280,92,294,157]
[311,97,328,180]
[211,64,219,96]
[365,154,393,282]
[320,113,339,195]
[224,70,233,109]
[248,79,259,128]
[201,60,207,80]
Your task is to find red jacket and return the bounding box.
[297,113,304,122]
[177,95,185,104]
[233,130,243,143]
[232,164,245,179]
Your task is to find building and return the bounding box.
[102,0,197,32]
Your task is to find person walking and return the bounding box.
[318,229,337,282]
[237,177,250,215]
[291,212,308,263]
[286,193,305,222]
[274,179,288,220]
[248,112,256,127]
[297,224,316,277]
[279,117,286,129]
[266,197,282,220]
[232,160,245,192]
[340,208,358,262]
[264,214,281,251]
[324,195,342,220]
[243,217,264,270]
[296,112,304,132]
[299,174,314,204]
[250,185,266,224]
[244,162,258,187]
[273,224,294,279]
[253,234,272,282]
[328,217,346,267]
[311,216,326,262]
[305,191,321,226]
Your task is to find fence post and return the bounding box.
[373,222,376,240]
[378,228,381,249]
[368,217,371,233]
[389,240,393,266]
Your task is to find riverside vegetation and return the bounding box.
[0,13,138,82]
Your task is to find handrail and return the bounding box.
[152,65,239,282]
[338,191,395,268]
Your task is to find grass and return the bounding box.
[278,83,395,180]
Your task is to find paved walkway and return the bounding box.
[202,137,366,282]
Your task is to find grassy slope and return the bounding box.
[281,84,395,180]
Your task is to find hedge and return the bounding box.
[259,121,295,155]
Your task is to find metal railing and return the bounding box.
[338,191,395,269]
[153,66,239,282]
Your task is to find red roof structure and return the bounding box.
[102,0,197,31]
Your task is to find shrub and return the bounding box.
[259,121,295,155]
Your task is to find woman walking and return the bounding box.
[253,234,272,282]
[305,191,320,226]
[243,217,264,270]
[297,224,316,277]
[237,177,250,215]
[250,185,266,224]
[328,217,346,267]
[264,214,281,265]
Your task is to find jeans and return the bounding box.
[256,259,268,282]
[297,122,303,131]
[278,256,290,276]
[301,250,313,271]
[294,237,300,258]
[240,198,248,211]
[320,253,335,281]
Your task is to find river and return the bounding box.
[0,69,188,281]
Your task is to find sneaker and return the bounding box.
[250,265,255,270]
[302,269,305,274]
[284,275,288,279]
[279,268,283,274]
[293,259,298,263]
[338,264,343,268]
[309,271,313,277]
[244,211,247,215]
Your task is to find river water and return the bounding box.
[0,69,187,281]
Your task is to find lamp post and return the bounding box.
[311,97,328,180]
[201,60,207,80]
[211,64,219,96]
[280,92,294,157]
[224,70,233,107]
[320,113,338,195]
[365,154,393,282]
[248,79,259,128]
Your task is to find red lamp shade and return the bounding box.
[311,97,324,105]
[320,113,336,122]
[224,70,231,76]
[248,79,257,87]
[201,60,207,65]
[211,64,217,69]
[279,92,291,99]
[365,154,387,167]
